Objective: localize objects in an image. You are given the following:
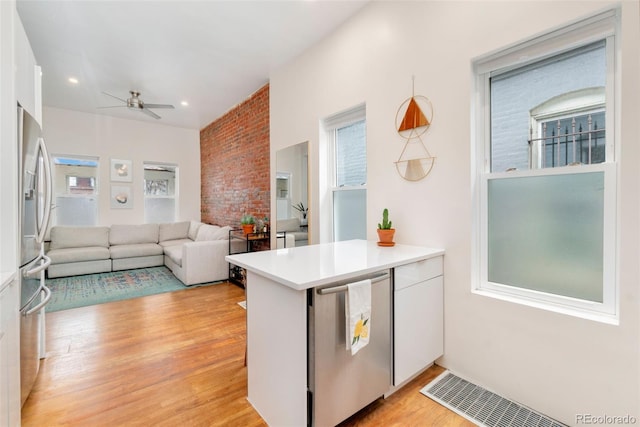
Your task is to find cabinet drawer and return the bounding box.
[394,256,442,290]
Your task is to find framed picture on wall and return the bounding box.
[111,158,132,182]
[111,185,133,209]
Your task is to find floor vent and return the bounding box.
[420,371,567,427]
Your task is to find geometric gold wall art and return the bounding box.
[394,78,435,181]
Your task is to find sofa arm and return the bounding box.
[181,240,229,285]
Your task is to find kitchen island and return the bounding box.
[226,239,444,426]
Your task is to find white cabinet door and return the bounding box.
[394,272,444,386]
[14,13,38,122]
[0,277,20,427]
[0,284,7,426]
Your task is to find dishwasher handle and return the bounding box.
[317,272,390,295]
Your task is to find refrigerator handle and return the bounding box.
[35,137,53,244]
[22,285,52,316]
[24,254,51,278]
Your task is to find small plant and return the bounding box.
[240,214,255,225]
[377,208,393,230]
[292,202,308,219]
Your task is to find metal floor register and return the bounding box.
[420,371,567,427]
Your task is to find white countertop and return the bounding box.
[226,239,444,291]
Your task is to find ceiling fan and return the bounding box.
[99,91,174,119]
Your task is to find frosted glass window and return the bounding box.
[333,189,366,242]
[54,196,97,226]
[52,156,98,226]
[144,163,177,223]
[145,198,176,224]
[488,172,604,302]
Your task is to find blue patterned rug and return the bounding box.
[45,266,212,312]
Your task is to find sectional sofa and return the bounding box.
[276,218,308,246]
[46,221,242,286]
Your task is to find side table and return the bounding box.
[228,229,270,287]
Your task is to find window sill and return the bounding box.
[472,288,619,326]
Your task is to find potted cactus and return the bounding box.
[376,208,395,246]
[240,214,256,235]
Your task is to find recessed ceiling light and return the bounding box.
[68,77,79,84]
[181,101,189,107]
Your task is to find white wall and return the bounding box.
[42,106,201,226]
[0,0,17,275]
[270,1,639,424]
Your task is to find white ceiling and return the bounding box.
[17,0,369,130]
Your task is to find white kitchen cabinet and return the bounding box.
[14,10,40,124]
[0,276,20,427]
[227,240,445,426]
[0,285,7,426]
[393,256,444,386]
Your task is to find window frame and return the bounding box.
[52,155,99,226]
[321,104,367,242]
[143,162,178,224]
[471,9,620,322]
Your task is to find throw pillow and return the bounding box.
[210,225,232,240]
[195,224,221,241]
[188,220,202,240]
[49,226,110,249]
[159,221,190,242]
[109,224,159,245]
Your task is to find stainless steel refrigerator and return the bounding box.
[17,105,53,407]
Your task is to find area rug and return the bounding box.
[45,266,216,312]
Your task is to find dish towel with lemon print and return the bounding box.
[345,279,371,355]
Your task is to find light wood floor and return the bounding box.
[21,282,472,426]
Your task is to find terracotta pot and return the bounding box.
[377,228,395,246]
[242,224,254,235]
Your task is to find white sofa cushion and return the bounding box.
[48,246,111,263]
[164,244,183,266]
[195,224,231,241]
[49,226,110,250]
[277,218,301,232]
[110,224,159,245]
[159,238,192,248]
[110,243,163,259]
[195,224,220,241]
[159,221,190,242]
[188,220,202,240]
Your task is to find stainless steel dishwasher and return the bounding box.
[308,270,392,427]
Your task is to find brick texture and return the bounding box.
[200,84,270,241]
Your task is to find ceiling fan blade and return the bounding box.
[97,105,126,109]
[101,91,127,103]
[144,103,175,109]
[141,107,161,120]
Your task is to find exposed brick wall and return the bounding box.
[200,84,270,235]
